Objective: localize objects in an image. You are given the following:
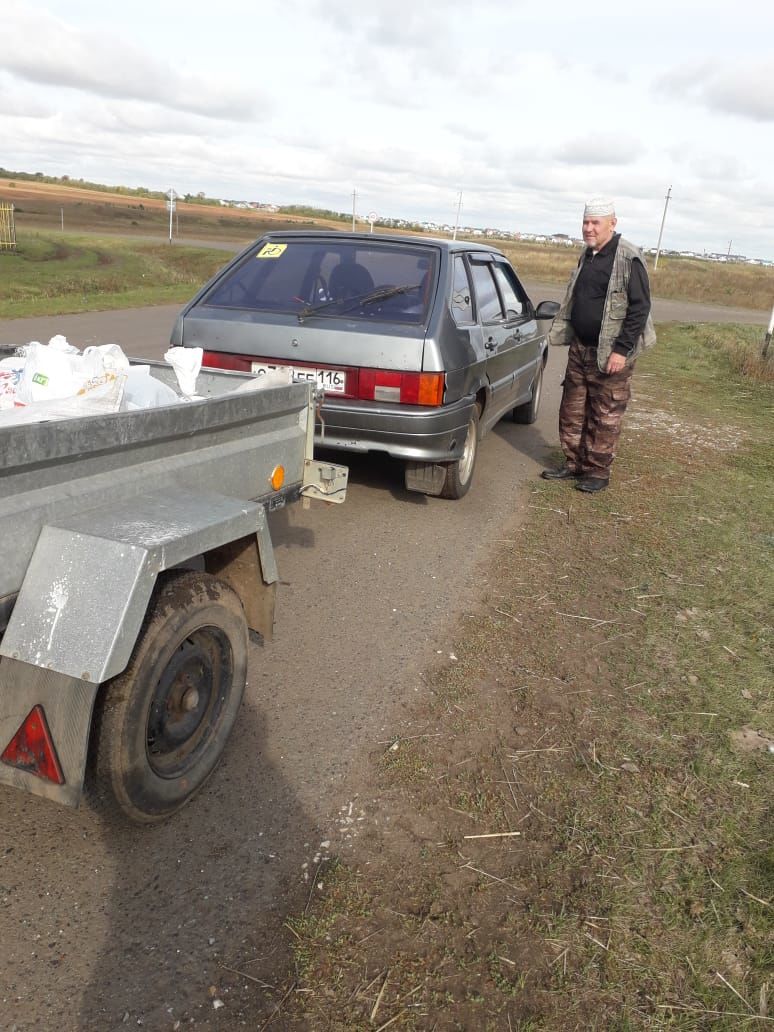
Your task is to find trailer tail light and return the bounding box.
[1,705,65,785]
[357,370,445,406]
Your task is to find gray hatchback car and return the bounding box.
[171,231,559,498]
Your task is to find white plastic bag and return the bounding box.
[164,347,203,397]
[232,367,294,392]
[0,356,26,410]
[16,342,82,404]
[7,340,128,421]
[122,366,182,410]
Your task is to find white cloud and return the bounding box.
[656,60,774,123]
[5,2,264,120]
[554,137,645,167]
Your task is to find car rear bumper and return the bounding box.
[317,395,475,462]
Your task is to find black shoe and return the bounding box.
[540,466,579,481]
[575,477,609,493]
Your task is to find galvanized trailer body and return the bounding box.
[0,361,347,817]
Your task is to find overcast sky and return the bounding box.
[4,0,773,258]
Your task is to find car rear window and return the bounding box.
[201,239,437,324]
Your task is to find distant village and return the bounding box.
[220,199,773,267]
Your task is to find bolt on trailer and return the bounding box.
[0,359,347,823]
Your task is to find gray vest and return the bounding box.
[549,235,657,371]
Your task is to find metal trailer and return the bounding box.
[0,360,348,823]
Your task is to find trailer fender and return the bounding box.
[0,487,269,684]
[204,528,277,643]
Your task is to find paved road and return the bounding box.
[0,290,765,1031]
[1,269,769,357]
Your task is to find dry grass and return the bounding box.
[254,323,773,1030]
[493,240,774,312]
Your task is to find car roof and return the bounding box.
[259,229,505,256]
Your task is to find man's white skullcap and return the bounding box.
[584,197,615,217]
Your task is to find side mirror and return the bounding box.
[535,300,560,320]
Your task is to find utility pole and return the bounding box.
[452,191,463,241]
[60,207,64,231]
[727,239,733,259]
[653,185,672,271]
[166,188,177,244]
[352,189,357,231]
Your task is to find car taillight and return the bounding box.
[200,352,445,407]
[357,370,445,406]
[1,705,65,785]
[202,350,253,372]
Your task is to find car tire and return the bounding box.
[440,405,479,499]
[90,571,248,824]
[513,360,544,424]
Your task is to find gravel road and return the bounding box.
[0,291,765,1030]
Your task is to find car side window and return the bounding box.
[469,261,504,323]
[493,261,532,319]
[450,255,474,324]
[492,263,524,319]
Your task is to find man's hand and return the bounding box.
[606,352,626,374]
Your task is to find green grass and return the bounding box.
[0,232,229,317]
[265,324,772,1029]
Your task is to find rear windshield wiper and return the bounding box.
[297,294,353,323]
[346,284,421,311]
[298,284,422,323]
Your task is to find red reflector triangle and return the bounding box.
[1,704,65,785]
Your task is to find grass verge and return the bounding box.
[262,323,772,1029]
[0,232,229,317]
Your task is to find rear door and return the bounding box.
[467,254,519,425]
[490,259,542,402]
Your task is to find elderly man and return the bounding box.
[542,198,656,492]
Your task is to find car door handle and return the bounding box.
[485,337,497,351]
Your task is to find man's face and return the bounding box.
[582,214,617,250]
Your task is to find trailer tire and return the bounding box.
[90,571,248,824]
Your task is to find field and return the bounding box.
[2,176,773,317]
[0,176,331,242]
[264,323,773,1029]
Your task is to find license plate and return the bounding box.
[250,362,346,393]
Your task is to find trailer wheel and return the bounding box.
[91,571,248,824]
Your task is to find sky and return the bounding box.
[3,0,774,260]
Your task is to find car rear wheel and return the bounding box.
[90,571,248,824]
[440,405,479,499]
[512,360,544,424]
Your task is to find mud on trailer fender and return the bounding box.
[0,486,278,811]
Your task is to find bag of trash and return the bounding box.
[165,346,203,397]
[0,357,26,410]
[122,365,182,410]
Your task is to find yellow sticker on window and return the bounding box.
[256,243,287,259]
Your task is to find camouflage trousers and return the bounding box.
[559,339,634,480]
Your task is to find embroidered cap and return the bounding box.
[584,197,615,217]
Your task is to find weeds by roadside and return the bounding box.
[0,232,228,318]
[264,324,772,1029]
